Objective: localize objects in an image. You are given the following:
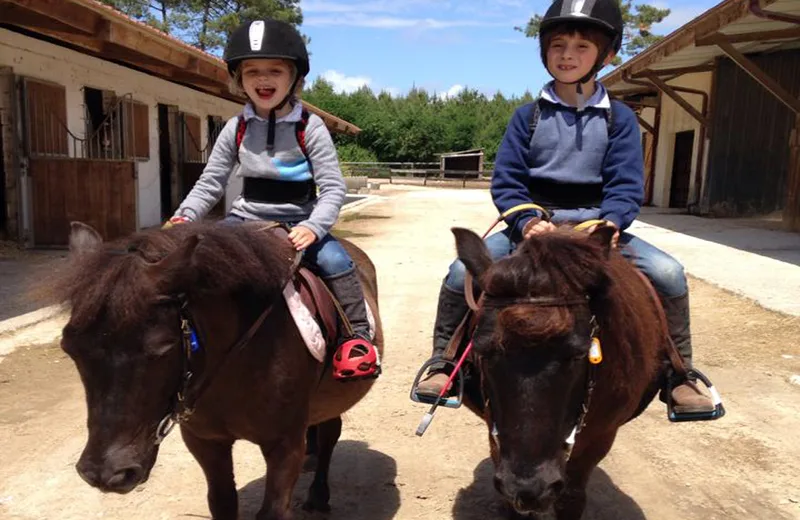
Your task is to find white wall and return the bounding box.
[0,28,242,230]
[652,72,712,208]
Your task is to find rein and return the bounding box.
[461,204,607,461]
[153,224,303,444]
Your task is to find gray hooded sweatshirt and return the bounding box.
[173,102,346,239]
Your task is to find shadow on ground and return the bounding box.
[238,440,400,520]
[452,458,646,519]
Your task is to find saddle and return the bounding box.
[254,222,343,350]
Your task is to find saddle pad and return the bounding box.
[282,283,377,363]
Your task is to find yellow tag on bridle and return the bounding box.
[589,337,603,365]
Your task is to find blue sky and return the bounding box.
[300,0,720,98]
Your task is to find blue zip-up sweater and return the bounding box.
[491,83,644,237]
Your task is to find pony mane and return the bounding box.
[54,223,294,330]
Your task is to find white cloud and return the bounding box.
[304,0,453,14]
[383,87,401,97]
[320,70,372,93]
[305,13,509,29]
[438,84,465,100]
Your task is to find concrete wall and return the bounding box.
[0,28,242,231]
[651,72,712,208]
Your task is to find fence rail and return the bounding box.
[340,161,494,188]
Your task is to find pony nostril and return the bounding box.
[514,489,540,511]
[549,479,565,496]
[105,465,144,492]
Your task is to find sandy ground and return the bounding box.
[1,185,799,520]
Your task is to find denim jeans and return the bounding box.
[222,214,354,279]
[443,228,688,298]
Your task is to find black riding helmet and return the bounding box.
[224,19,310,151]
[539,0,624,86]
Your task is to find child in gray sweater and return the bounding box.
[168,19,380,381]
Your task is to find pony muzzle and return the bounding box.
[495,461,565,514]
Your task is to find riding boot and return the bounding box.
[661,293,714,413]
[325,269,372,340]
[324,269,380,380]
[416,282,470,397]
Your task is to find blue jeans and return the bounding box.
[222,214,354,279]
[443,228,688,298]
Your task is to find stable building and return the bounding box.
[602,0,800,231]
[0,0,360,246]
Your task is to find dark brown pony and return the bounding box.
[452,225,666,519]
[56,221,383,520]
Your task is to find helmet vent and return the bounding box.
[249,21,265,51]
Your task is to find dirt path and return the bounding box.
[1,185,799,520]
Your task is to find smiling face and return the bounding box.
[239,58,296,117]
[545,32,601,85]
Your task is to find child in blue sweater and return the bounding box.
[416,0,714,413]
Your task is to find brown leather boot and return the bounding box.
[661,293,714,412]
[671,381,714,413]
[415,282,469,397]
[416,372,452,398]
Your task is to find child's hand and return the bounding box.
[288,226,317,251]
[523,218,557,239]
[586,222,620,248]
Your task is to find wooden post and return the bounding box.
[787,116,800,231]
[643,72,709,126]
[0,67,19,240]
[167,105,181,212]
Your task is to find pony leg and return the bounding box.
[555,430,618,520]
[303,425,319,473]
[180,429,237,520]
[256,434,305,520]
[303,416,342,513]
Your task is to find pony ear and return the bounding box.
[588,224,616,258]
[144,235,201,288]
[452,227,492,280]
[69,222,102,255]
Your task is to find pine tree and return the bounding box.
[515,0,670,62]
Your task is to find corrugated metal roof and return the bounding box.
[602,0,800,94]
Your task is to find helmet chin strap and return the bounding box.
[266,73,300,152]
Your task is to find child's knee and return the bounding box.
[315,249,354,278]
[444,259,467,292]
[650,258,687,298]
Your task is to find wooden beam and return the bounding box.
[631,63,715,78]
[636,114,656,135]
[10,0,98,34]
[785,115,800,231]
[14,23,106,52]
[707,33,800,115]
[642,72,709,126]
[696,27,800,47]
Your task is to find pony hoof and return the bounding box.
[302,499,331,513]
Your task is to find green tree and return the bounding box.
[99,0,303,53]
[99,0,185,33]
[516,0,670,62]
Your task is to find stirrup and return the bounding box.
[409,356,464,409]
[666,368,726,422]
